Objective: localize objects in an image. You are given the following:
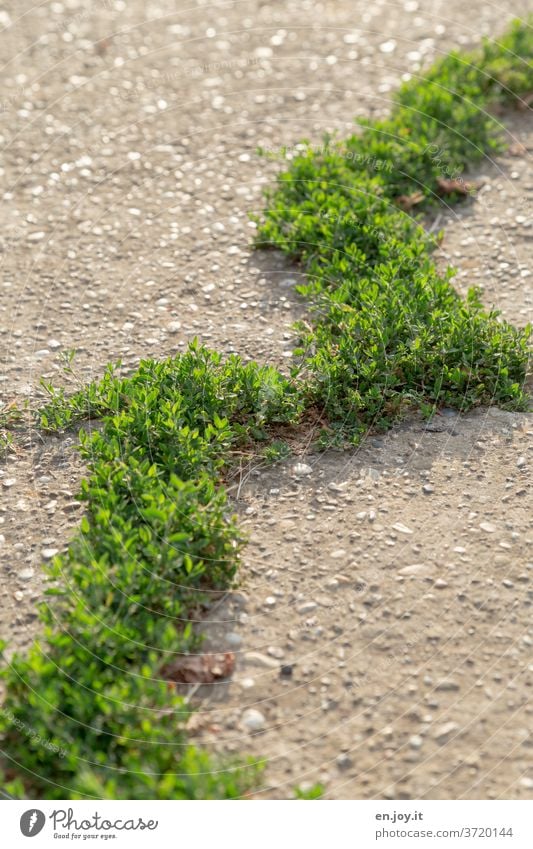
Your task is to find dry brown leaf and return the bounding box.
[163,652,235,684]
[396,191,424,210]
[436,177,477,196]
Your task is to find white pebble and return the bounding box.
[242,708,266,733]
[293,462,313,476]
[297,601,317,614]
[392,522,413,535]
[434,721,459,743]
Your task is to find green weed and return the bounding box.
[257,19,532,440]
[1,344,303,798]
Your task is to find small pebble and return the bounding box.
[399,564,432,577]
[293,462,312,476]
[297,601,318,614]
[241,708,266,733]
[267,646,284,659]
[436,679,460,691]
[336,753,352,770]
[244,652,279,669]
[392,522,413,535]
[434,721,459,743]
[225,632,242,647]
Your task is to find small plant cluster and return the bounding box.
[257,18,531,439]
[0,19,531,800]
[1,345,304,798]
